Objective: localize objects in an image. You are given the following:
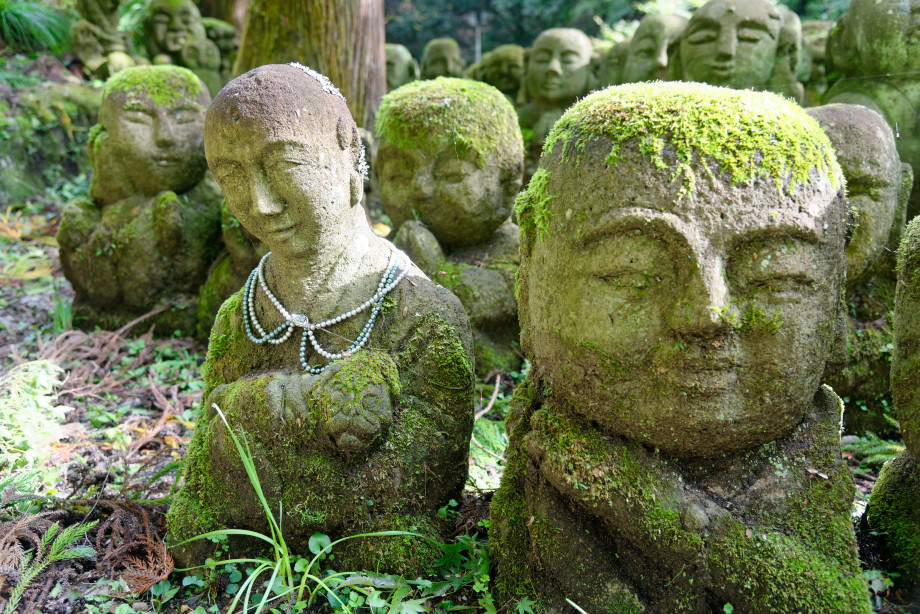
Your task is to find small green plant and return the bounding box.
[0,360,72,471]
[51,280,72,335]
[3,519,98,614]
[841,432,904,471]
[0,0,70,52]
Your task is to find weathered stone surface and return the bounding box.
[420,38,466,79]
[621,14,687,84]
[491,82,869,612]
[385,43,419,92]
[377,78,524,375]
[144,0,225,96]
[596,39,630,87]
[824,0,920,221]
[671,0,804,101]
[56,66,222,336]
[808,104,912,434]
[801,20,834,106]
[167,64,475,575]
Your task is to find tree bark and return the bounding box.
[197,0,248,32]
[233,0,385,129]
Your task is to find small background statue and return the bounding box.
[376,77,525,377]
[72,0,142,78]
[620,14,687,84]
[420,38,466,79]
[385,43,419,92]
[475,44,525,103]
[670,0,804,102]
[56,65,223,336]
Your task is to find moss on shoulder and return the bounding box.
[105,65,206,107]
[542,81,842,197]
[376,77,523,173]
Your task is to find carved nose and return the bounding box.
[678,262,732,335]
[546,57,562,76]
[716,31,737,59]
[154,118,175,147]
[251,172,284,216]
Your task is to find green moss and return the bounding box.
[710,520,871,613]
[542,82,842,198]
[897,216,920,285]
[105,65,206,107]
[865,450,920,585]
[376,77,523,174]
[514,167,555,241]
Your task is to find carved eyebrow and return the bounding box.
[728,225,822,252]
[737,19,776,37]
[578,208,693,247]
[686,17,721,34]
[123,100,154,112]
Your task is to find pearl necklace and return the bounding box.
[242,249,410,373]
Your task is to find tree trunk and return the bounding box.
[233,0,385,130]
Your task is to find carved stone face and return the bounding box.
[205,64,360,261]
[519,85,846,459]
[679,0,781,89]
[146,0,206,56]
[526,28,594,108]
[597,40,630,87]
[622,15,688,83]
[377,144,506,248]
[808,104,908,285]
[478,45,525,96]
[386,44,418,92]
[420,38,465,79]
[89,66,210,204]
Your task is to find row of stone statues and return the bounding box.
[52,53,920,607]
[72,0,237,95]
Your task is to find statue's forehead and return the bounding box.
[534,32,591,54]
[693,0,777,24]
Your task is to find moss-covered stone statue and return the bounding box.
[824,0,920,222]
[490,82,871,612]
[420,38,466,80]
[166,64,475,575]
[72,0,140,78]
[56,66,223,336]
[518,28,596,178]
[376,78,524,377]
[144,0,225,96]
[670,0,804,102]
[863,217,920,592]
[476,44,525,102]
[807,104,913,436]
[621,14,687,84]
[200,17,239,85]
[385,43,419,92]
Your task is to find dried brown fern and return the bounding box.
[94,502,174,596]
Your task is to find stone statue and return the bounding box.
[166,64,475,575]
[56,66,223,336]
[376,77,524,377]
[864,217,920,590]
[800,20,834,106]
[806,105,913,434]
[621,14,687,84]
[518,28,596,178]
[144,0,224,96]
[420,38,466,79]
[596,38,630,87]
[824,0,920,222]
[201,17,239,85]
[671,0,804,102]
[72,0,139,78]
[476,44,525,102]
[490,82,870,612]
[385,43,419,92]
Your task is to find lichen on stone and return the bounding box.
[542,81,842,197]
[376,77,523,173]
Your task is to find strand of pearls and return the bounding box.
[242,249,410,373]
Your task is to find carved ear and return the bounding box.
[336,116,351,151]
[350,171,362,208]
[666,38,682,81]
[410,58,420,81]
[501,159,524,213]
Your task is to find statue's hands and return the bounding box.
[312,358,398,458]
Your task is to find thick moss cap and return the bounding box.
[104,65,207,107]
[376,77,524,171]
[542,81,842,196]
